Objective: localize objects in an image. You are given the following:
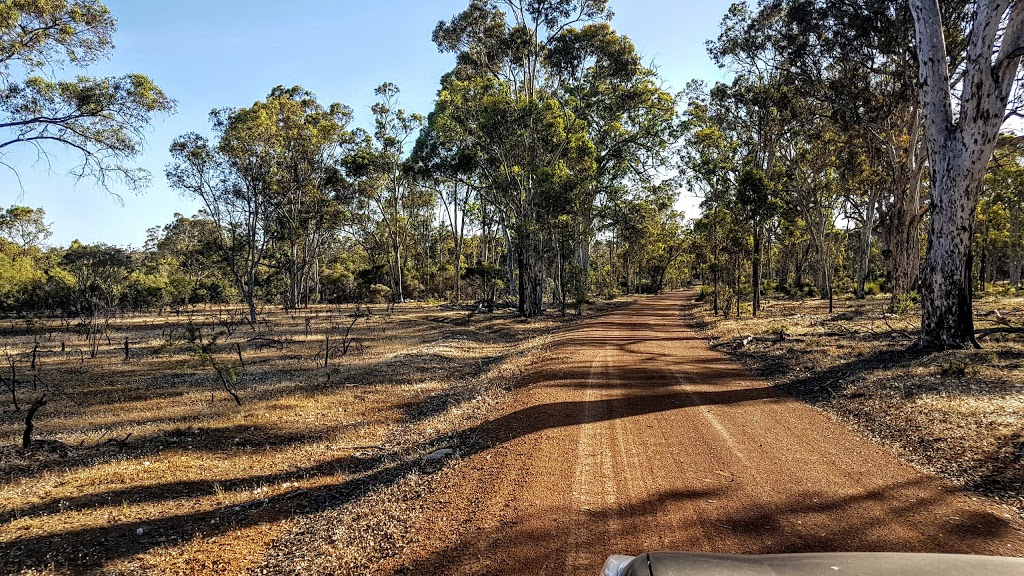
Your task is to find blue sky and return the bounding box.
[0,0,732,248]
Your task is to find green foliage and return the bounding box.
[428,0,676,315]
[0,1,174,189]
[0,248,46,311]
[0,206,51,249]
[693,286,709,302]
[892,292,920,316]
[344,83,429,304]
[367,284,392,304]
[983,283,1020,299]
[939,360,976,378]
[463,261,505,306]
[169,87,353,317]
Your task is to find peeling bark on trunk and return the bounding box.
[910,0,1024,349]
[920,170,981,348]
[886,188,922,303]
[878,105,927,306]
[921,148,983,344]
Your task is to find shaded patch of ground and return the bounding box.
[0,297,635,575]
[682,291,1024,515]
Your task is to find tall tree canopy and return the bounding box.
[0,0,175,190]
[427,0,676,316]
[167,86,353,321]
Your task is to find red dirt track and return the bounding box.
[391,291,1024,574]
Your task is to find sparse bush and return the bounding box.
[696,286,714,302]
[368,284,392,304]
[985,283,1019,298]
[775,283,798,298]
[403,278,425,299]
[321,267,358,303]
[892,292,920,315]
[863,281,881,296]
[719,285,736,317]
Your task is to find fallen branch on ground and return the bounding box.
[246,337,286,351]
[975,327,1024,341]
[713,330,804,350]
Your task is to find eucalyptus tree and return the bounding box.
[986,138,1024,287]
[344,83,428,304]
[168,87,352,321]
[412,111,480,303]
[254,87,353,309]
[431,0,609,316]
[909,0,1024,348]
[147,213,227,306]
[781,126,845,313]
[824,128,879,298]
[0,0,175,190]
[711,0,941,306]
[0,205,51,312]
[709,5,826,316]
[607,186,687,295]
[735,166,780,315]
[547,22,678,287]
[681,73,784,317]
[167,131,270,325]
[680,81,739,314]
[0,206,51,250]
[437,78,595,315]
[689,207,733,315]
[59,241,132,317]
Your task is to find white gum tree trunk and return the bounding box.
[909,0,1024,349]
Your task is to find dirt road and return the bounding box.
[390,291,1024,574]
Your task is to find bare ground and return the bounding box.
[313,291,1024,574]
[0,299,632,575]
[686,292,1024,514]
[4,292,1023,575]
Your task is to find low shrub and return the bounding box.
[696,286,714,302]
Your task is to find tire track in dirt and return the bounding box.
[389,291,1024,575]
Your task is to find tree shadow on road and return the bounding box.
[394,474,1020,575]
[0,353,798,573]
[5,295,1019,574]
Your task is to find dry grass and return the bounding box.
[686,290,1024,516]
[0,297,635,575]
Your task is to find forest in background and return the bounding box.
[3,1,1024,573]
[2,0,1024,349]
[1,0,686,327]
[683,0,1024,333]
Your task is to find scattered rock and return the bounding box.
[422,448,454,463]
